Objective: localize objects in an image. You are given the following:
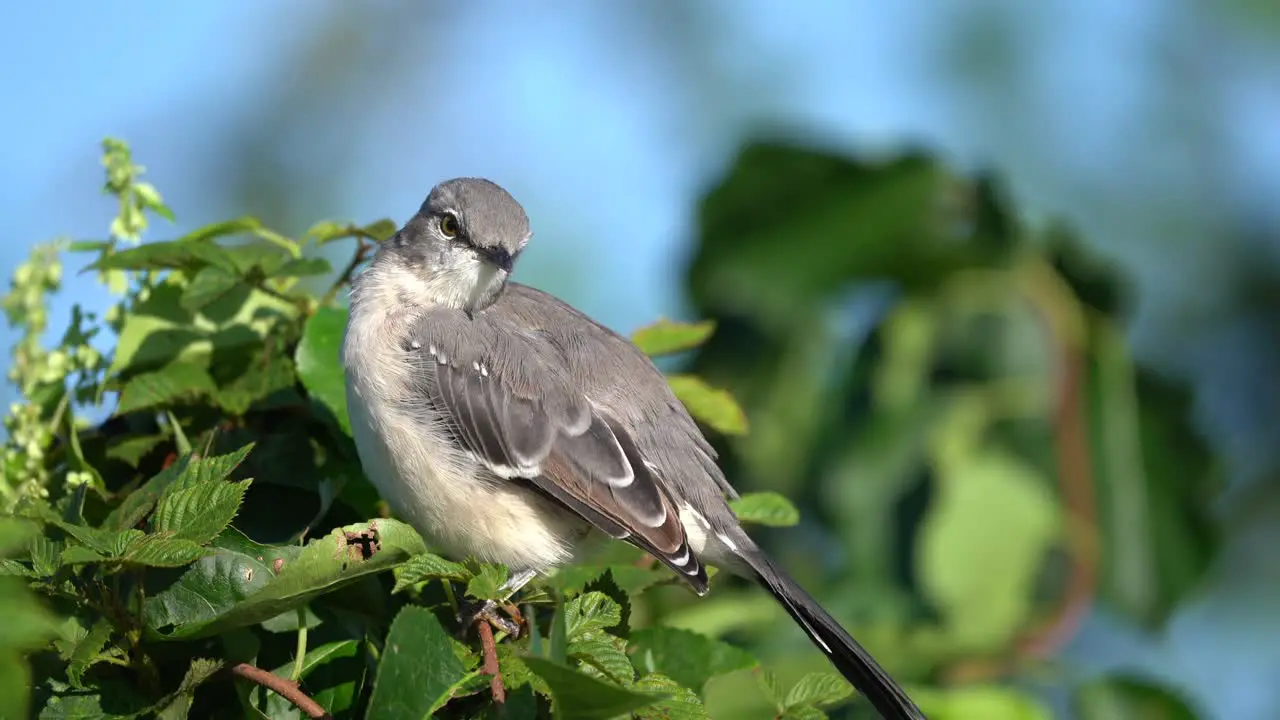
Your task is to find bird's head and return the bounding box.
[381,177,531,313]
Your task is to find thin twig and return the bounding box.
[475,619,506,705]
[322,237,372,306]
[230,662,332,719]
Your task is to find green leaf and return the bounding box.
[65,618,114,687]
[181,265,241,311]
[570,636,634,684]
[264,639,366,717]
[0,653,32,720]
[522,656,665,720]
[1088,323,1220,627]
[729,491,800,527]
[632,319,717,357]
[178,217,264,245]
[170,445,255,492]
[466,563,509,601]
[627,627,757,696]
[360,218,399,241]
[88,237,234,272]
[105,434,166,467]
[32,676,152,719]
[1072,675,1198,720]
[913,684,1053,720]
[565,592,623,639]
[270,257,332,278]
[114,362,217,415]
[153,478,251,544]
[296,306,350,434]
[783,673,852,710]
[392,551,473,594]
[154,658,224,720]
[667,375,748,436]
[305,220,352,244]
[143,519,425,640]
[633,674,710,720]
[366,606,474,719]
[917,448,1061,651]
[0,576,60,651]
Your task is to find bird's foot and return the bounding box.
[459,598,524,638]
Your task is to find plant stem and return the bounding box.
[292,606,308,682]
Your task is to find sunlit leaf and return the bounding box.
[522,656,665,720]
[729,491,800,527]
[114,362,217,415]
[296,306,350,434]
[366,607,474,718]
[1073,675,1199,720]
[627,627,757,696]
[632,319,716,357]
[667,374,748,436]
[392,552,472,594]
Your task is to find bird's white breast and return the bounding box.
[341,264,581,572]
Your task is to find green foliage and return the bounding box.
[0,137,1210,718]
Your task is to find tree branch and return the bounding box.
[322,237,372,306]
[230,662,332,719]
[475,619,506,705]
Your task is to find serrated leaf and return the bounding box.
[570,636,634,684]
[634,674,710,720]
[178,217,263,245]
[181,265,241,311]
[466,563,509,600]
[628,627,757,696]
[392,552,472,594]
[632,319,717,357]
[66,618,114,687]
[565,592,623,639]
[729,491,800,527]
[153,478,251,544]
[366,606,473,718]
[143,519,425,640]
[169,445,255,493]
[522,656,666,720]
[114,362,217,415]
[784,673,852,710]
[296,306,350,434]
[120,534,209,567]
[667,374,748,436]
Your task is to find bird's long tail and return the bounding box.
[745,552,926,720]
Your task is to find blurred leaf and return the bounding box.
[114,362,217,415]
[65,618,114,687]
[633,674,710,720]
[270,257,332,278]
[917,448,1061,650]
[632,319,716,357]
[360,219,399,241]
[391,551,472,594]
[913,684,1053,720]
[1073,675,1199,720]
[522,656,665,720]
[729,491,800,527]
[689,143,1001,326]
[667,374,748,436]
[366,607,473,718]
[1088,322,1220,627]
[296,306,350,434]
[627,627,757,696]
[87,237,236,272]
[143,519,425,640]
[181,265,242,311]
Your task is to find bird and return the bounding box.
[341,177,926,720]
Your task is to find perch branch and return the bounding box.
[230,662,331,719]
[322,237,372,305]
[475,618,506,704]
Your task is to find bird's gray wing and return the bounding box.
[409,329,708,593]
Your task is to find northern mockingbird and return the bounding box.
[342,178,925,720]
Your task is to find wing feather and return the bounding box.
[421,349,707,593]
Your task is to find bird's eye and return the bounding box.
[439,213,460,238]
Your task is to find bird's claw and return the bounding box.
[459,598,523,638]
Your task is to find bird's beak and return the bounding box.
[478,247,513,274]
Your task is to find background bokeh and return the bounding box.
[4,2,1279,718]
